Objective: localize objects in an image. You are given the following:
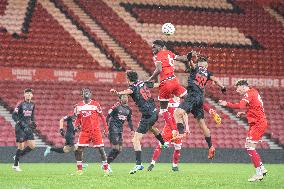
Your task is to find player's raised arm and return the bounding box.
[210,75,227,94]
[147,61,162,82]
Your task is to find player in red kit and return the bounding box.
[73,88,109,175]
[219,80,268,182]
[147,40,188,137]
[148,97,222,172]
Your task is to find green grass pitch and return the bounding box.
[1,163,284,189]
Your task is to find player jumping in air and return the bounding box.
[219,80,268,182]
[12,88,37,172]
[148,97,222,171]
[110,70,167,174]
[147,40,188,138]
[174,54,226,160]
[73,88,109,175]
[106,94,134,171]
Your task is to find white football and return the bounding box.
[162,23,175,35]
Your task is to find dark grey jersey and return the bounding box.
[107,102,133,133]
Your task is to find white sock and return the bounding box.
[151,160,156,165]
[256,167,262,175]
[172,163,178,167]
[260,163,265,170]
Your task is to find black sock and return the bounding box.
[107,149,120,164]
[155,133,165,145]
[14,149,22,166]
[177,123,185,134]
[51,147,64,153]
[135,151,142,165]
[205,136,212,148]
[20,146,32,157]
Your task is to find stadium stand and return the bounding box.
[0,80,271,148]
[0,116,16,146]
[0,0,282,149]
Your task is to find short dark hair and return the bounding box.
[153,40,165,48]
[81,87,92,96]
[126,70,138,82]
[24,88,33,93]
[197,56,208,63]
[119,94,127,100]
[235,79,249,86]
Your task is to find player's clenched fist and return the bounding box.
[218,100,227,106]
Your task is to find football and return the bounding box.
[162,23,175,35]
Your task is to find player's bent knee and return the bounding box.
[174,108,184,121]
[132,132,142,151]
[113,145,120,151]
[63,146,72,153]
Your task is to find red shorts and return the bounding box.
[162,125,181,145]
[158,78,187,101]
[247,121,268,143]
[77,130,104,147]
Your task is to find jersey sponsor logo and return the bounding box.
[77,104,100,112]
[81,110,92,117]
[23,110,32,116]
[118,114,127,120]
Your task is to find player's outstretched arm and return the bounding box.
[110,88,133,96]
[147,61,162,82]
[219,100,247,109]
[99,112,108,134]
[210,76,226,94]
[174,55,188,62]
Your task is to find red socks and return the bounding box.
[246,149,261,168]
[152,146,162,162]
[77,161,82,171]
[102,161,109,171]
[172,150,181,165]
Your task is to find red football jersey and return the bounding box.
[242,88,267,124]
[74,100,103,132]
[153,49,177,81]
